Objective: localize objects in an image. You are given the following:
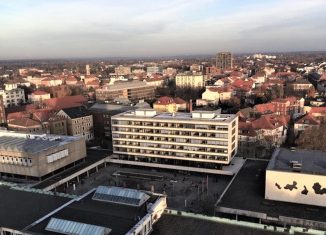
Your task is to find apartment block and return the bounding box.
[0,86,25,108]
[56,106,94,141]
[175,73,205,88]
[216,52,232,70]
[111,109,238,173]
[96,81,155,102]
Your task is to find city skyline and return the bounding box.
[1,0,326,59]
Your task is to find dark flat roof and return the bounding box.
[33,149,110,189]
[27,192,158,235]
[152,214,283,235]
[267,148,326,175]
[0,186,69,231]
[216,160,326,223]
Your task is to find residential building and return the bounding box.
[8,117,44,133]
[95,81,156,102]
[291,79,313,91]
[86,64,91,76]
[88,103,136,140]
[271,97,305,118]
[205,66,222,77]
[303,106,326,121]
[153,96,178,113]
[48,85,72,98]
[0,130,86,178]
[162,67,177,76]
[56,106,94,141]
[111,109,238,173]
[147,66,162,75]
[175,73,205,88]
[173,97,188,111]
[48,115,68,135]
[0,86,25,108]
[28,90,51,103]
[238,114,289,147]
[216,52,232,70]
[0,96,6,124]
[254,97,304,118]
[43,95,87,110]
[40,77,63,87]
[201,86,233,104]
[294,114,320,136]
[266,148,326,207]
[144,75,166,87]
[190,64,203,72]
[115,65,131,76]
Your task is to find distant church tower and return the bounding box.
[86,64,91,76]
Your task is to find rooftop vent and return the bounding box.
[290,160,302,171]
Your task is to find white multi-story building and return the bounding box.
[111,109,238,173]
[175,73,205,88]
[0,83,25,107]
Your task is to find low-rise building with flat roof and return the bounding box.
[96,81,155,103]
[0,130,86,179]
[0,184,167,235]
[265,148,326,207]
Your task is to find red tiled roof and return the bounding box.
[254,103,276,114]
[32,109,54,122]
[296,114,320,125]
[252,114,289,130]
[155,96,176,105]
[7,111,26,121]
[8,117,41,127]
[173,97,187,104]
[308,107,326,114]
[86,80,100,86]
[5,104,37,114]
[207,86,232,93]
[43,95,87,110]
[32,90,49,95]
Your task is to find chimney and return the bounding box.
[189,99,193,113]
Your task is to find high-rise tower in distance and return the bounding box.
[86,64,91,76]
[216,52,232,70]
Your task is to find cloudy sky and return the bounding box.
[0,0,325,59]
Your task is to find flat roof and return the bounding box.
[216,160,326,224]
[114,110,237,123]
[98,80,153,91]
[152,214,282,235]
[0,131,82,154]
[27,190,158,235]
[0,185,70,231]
[267,148,326,175]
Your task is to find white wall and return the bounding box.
[265,170,326,207]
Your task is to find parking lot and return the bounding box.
[63,163,232,215]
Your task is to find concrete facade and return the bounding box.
[0,131,86,178]
[111,109,238,171]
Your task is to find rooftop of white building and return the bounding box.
[267,148,326,175]
[113,109,237,123]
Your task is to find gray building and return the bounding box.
[216,52,232,70]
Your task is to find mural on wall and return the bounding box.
[301,186,308,195]
[275,183,281,189]
[284,181,298,191]
[312,183,326,195]
[274,181,326,196]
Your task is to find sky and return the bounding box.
[0,0,326,59]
